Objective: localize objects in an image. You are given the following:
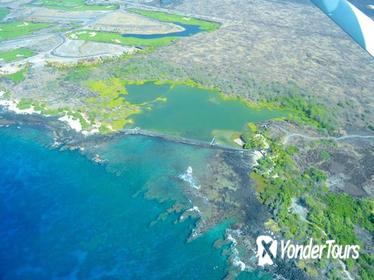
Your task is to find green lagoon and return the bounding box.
[125,82,287,144]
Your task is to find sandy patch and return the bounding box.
[0,99,41,115]
[22,7,108,23]
[53,39,135,58]
[87,10,184,35]
[58,114,82,132]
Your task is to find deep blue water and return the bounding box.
[122,22,201,39]
[0,125,236,279]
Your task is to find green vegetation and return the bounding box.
[128,8,220,32]
[320,150,331,161]
[2,67,28,83]
[16,99,34,110]
[68,30,178,47]
[17,98,68,117]
[0,7,9,21]
[263,83,335,131]
[0,48,35,63]
[213,82,335,132]
[308,193,373,243]
[63,62,94,82]
[40,0,117,11]
[0,21,50,41]
[84,78,142,132]
[14,78,143,133]
[307,194,373,279]
[245,126,373,279]
[68,9,219,48]
[16,98,60,115]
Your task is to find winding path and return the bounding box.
[274,125,374,144]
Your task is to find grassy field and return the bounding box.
[0,7,9,21]
[68,9,219,47]
[0,22,50,41]
[2,67,28,83]
[41,0,117,11]
[128,8,220,32]
[0,48,35,63]
[69,30,178,47]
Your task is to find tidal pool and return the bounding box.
[125,82,287,144]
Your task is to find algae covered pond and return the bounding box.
[125,82,287,143]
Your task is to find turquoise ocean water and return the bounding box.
[0,124,261,279]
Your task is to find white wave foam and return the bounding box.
[227,229,247,271]
[186,206,201,213]
[227,233,238,246]
[178,166,201,190]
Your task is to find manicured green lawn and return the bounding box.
[0,7,9,21]
[41,0,117,11]
[128,8,220,32]
[0,22,50,41]
[0,48,35,62]
[68,9,219,47]
[69,30,178,47]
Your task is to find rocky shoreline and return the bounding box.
[0,110,310,279]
